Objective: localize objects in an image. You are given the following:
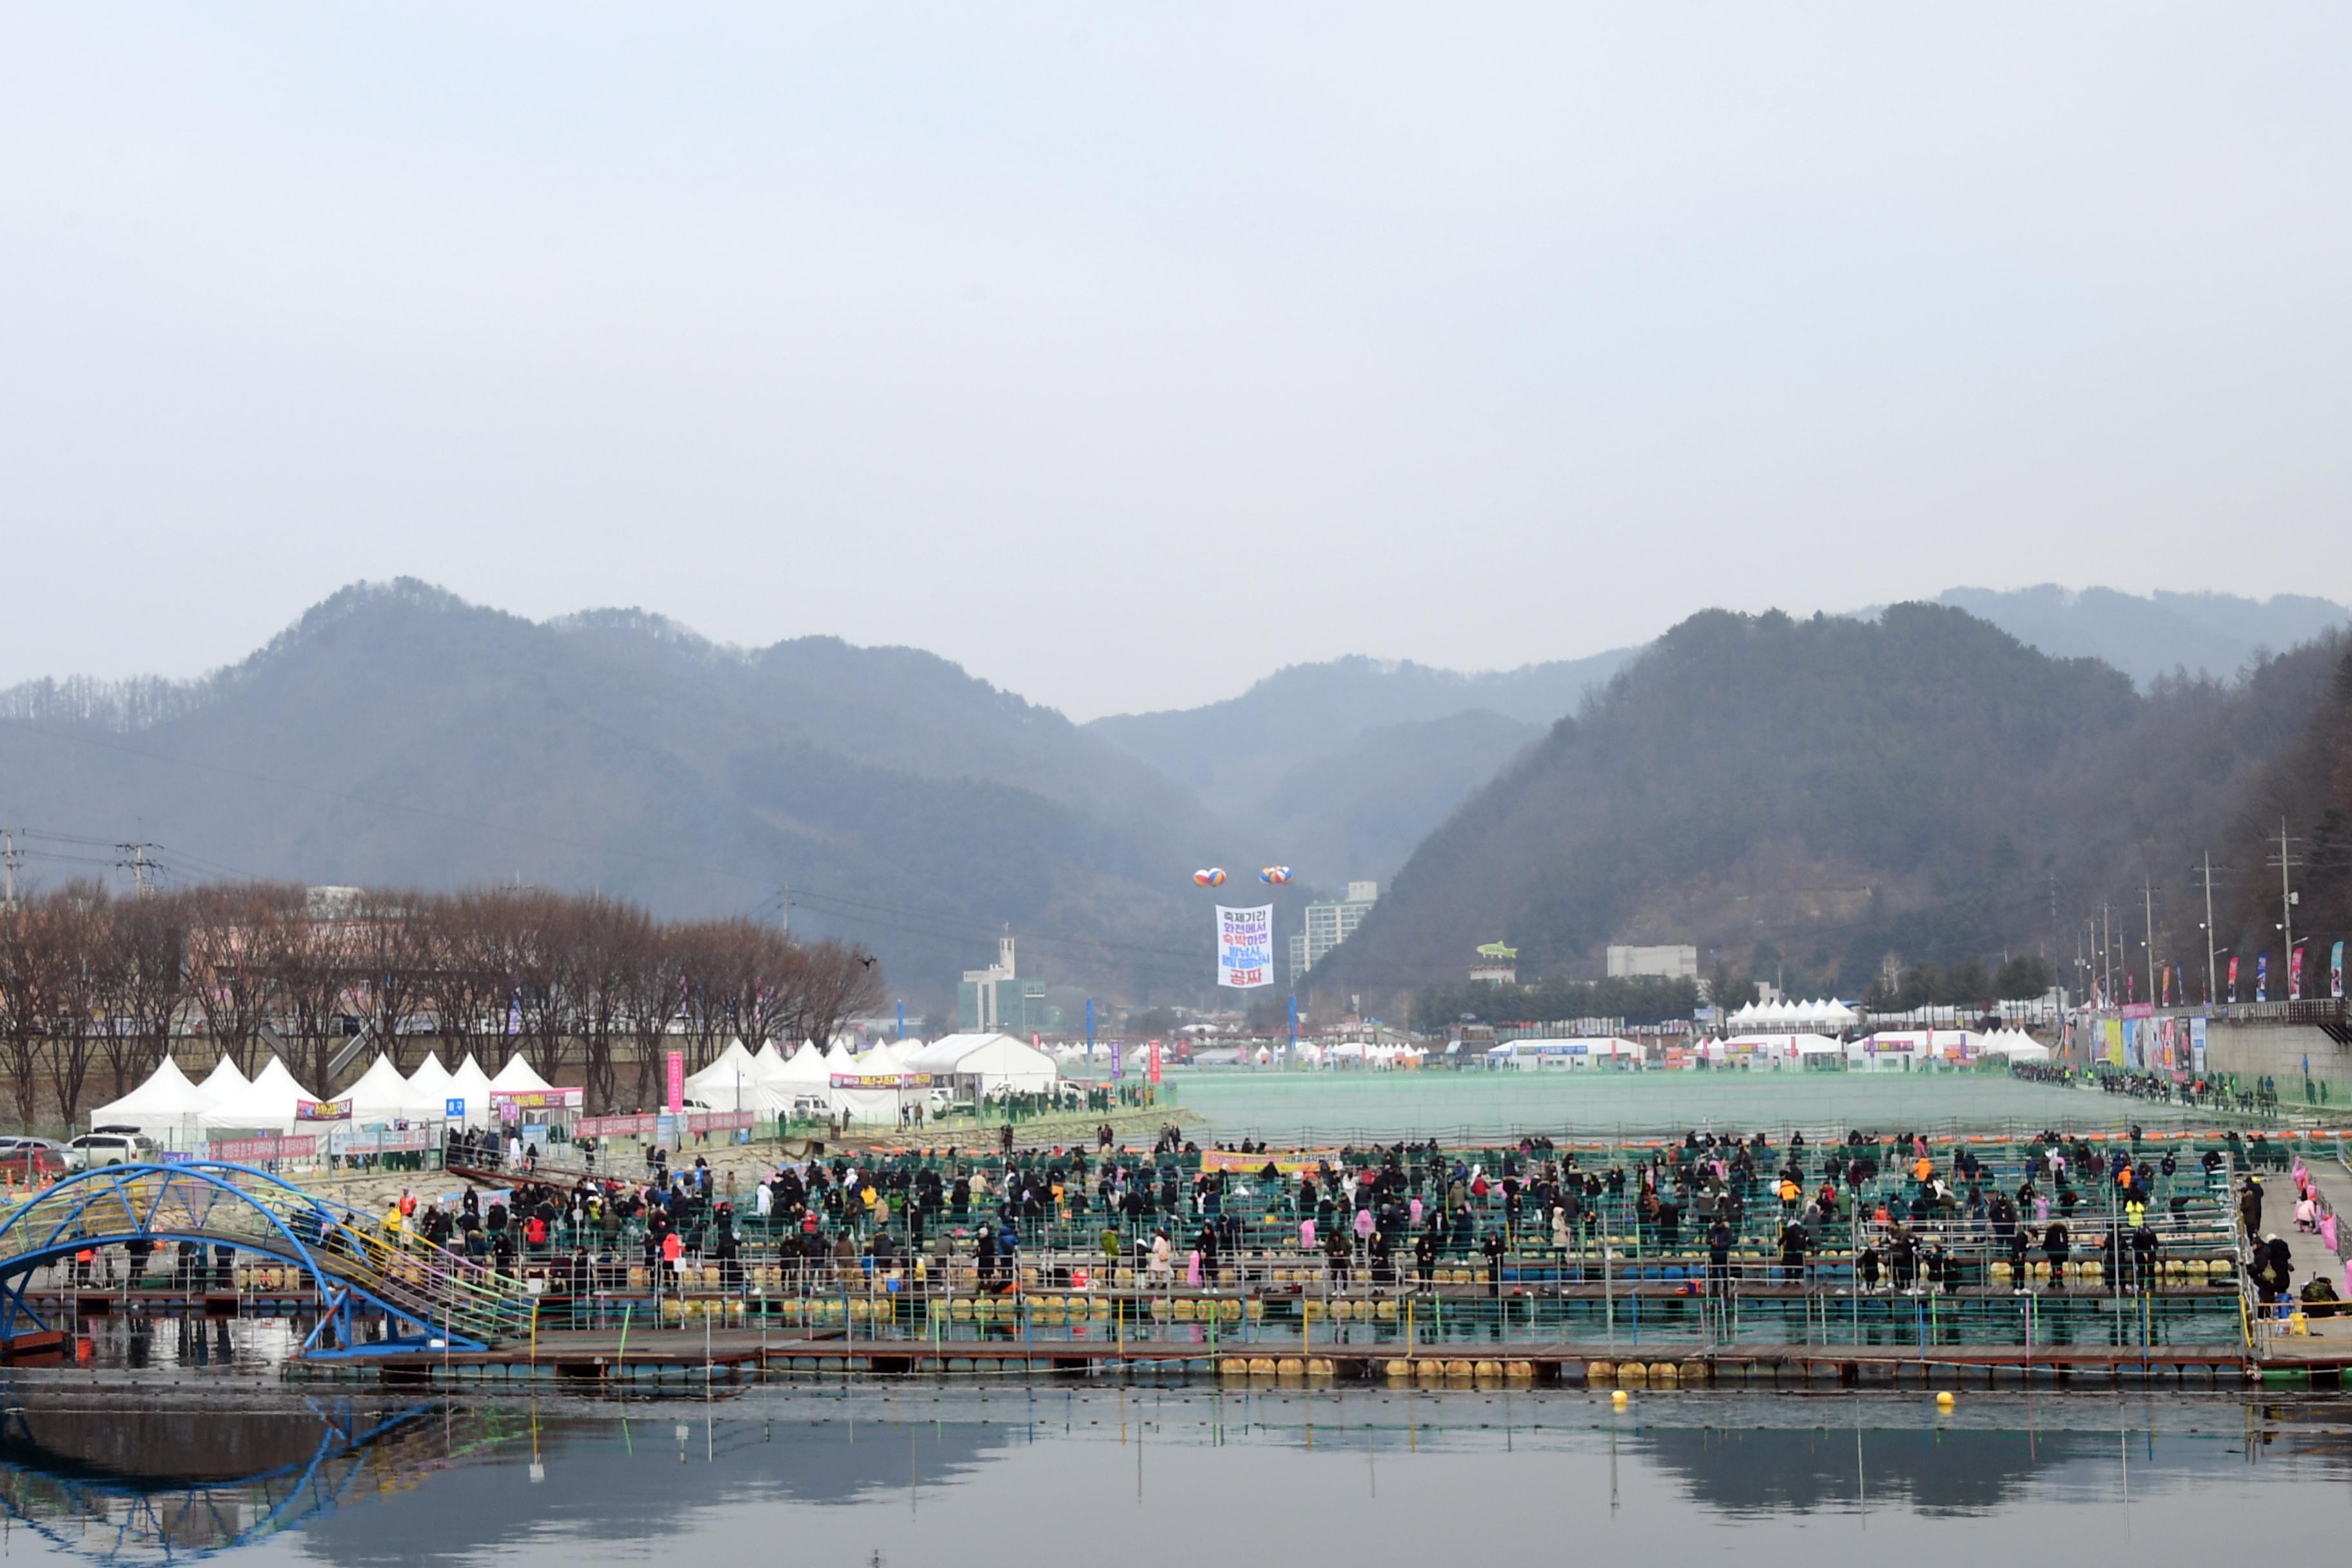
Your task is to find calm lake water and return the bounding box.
[1166,1070,2217,1141]
[4,1380,2344,1565]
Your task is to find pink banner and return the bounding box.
[576,1112,660,1138]
[489,1087,583,1110]
[685,1110,755,1135]
[665,1050,685,1115]
[210,1134,318,1162]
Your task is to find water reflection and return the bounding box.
[0,1386,2344,1564]
[0,1395,460,1560]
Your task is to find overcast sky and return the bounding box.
[4,6,2347,720]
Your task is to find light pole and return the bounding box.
[2198,852,2219,1006]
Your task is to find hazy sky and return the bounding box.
[5,6,2347,720]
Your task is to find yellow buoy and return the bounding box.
[1611,1389,1629,1409]
[1936,1391,1955,1408]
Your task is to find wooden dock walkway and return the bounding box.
[275,1324,2322,1389]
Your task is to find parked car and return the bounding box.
[66,1131,159,1168]
[0,1137,72,1181]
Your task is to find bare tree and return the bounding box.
[801,939,885,1052]
[564,896,646,1112]
[353,888,433,1070]
[184,884,299,1078]
[44,889,110,1126]
[103,889,192,1099]
[264,894,362,1098]
[0,900,62,1127]
[0,879,888,1124]
[418,892,509,1073]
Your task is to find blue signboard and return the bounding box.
[446,1097,466,1117]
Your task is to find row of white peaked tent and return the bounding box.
[680,1034,1063,1124]
[87,1050,559,1148]
[1723,997,1864,1032]
[92,1034,1078,1148]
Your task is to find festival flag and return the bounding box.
[2333,940,2346,1002]
[2257,952,2269,1003]
[2228,954,2239,1003]
[2290,942,2306,1002]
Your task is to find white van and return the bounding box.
[69,1131,160,1168]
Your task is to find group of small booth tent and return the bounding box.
[1484,1028,2053,1070]
[676,1033,1061,1124]
[84,1050,558,1151]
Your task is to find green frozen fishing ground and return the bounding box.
[1163,1069,2195,1141]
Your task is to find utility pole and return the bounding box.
[1,826,15,913]
[778,884,790,939]
[116,836,154,898]
[2142,881,2156,1011]
[2198,852,2218,1006]
[2101,903,2113,1004]
[2269,819,2301,998]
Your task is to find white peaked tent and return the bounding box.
[89,1057,214,1146]
[750,1041,796,1088]
[338,1054,417,1122]
[406,1054,456,1118]
[684,1039,766,1111]
[903,1033,1059,1097]
[197,1056,249,1103]
[768,1043,834,1089]
[1979,1029,2052,1063]
[827,1037,922,1124]
[447,1054,495,1127]
[489,1054,554,1093]
[199,1056,317,1133]
[853,1038,916,1073]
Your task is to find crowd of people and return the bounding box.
[342,1121,2268,1309]
[2007,1058,2295,1118]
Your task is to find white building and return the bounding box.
[1607,944,1699,981]
[1288,881,1379,984]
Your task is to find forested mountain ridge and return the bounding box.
[0,580,1213,1002]
[1313,603,2349,1015]
[1921,586,2346,690]
[1086,648,1633,881]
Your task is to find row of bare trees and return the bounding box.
[0,882,883,1126]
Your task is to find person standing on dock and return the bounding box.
[1705,1216,1734,1294]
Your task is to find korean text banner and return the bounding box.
[1217,905,1273,989]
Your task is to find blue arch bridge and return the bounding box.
[0,1162,537,1358]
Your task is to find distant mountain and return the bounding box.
[0,581,1213,1004]
[1314,603,2346,1014]
[1086,649,1633,883]
[1921,586,2347,689]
